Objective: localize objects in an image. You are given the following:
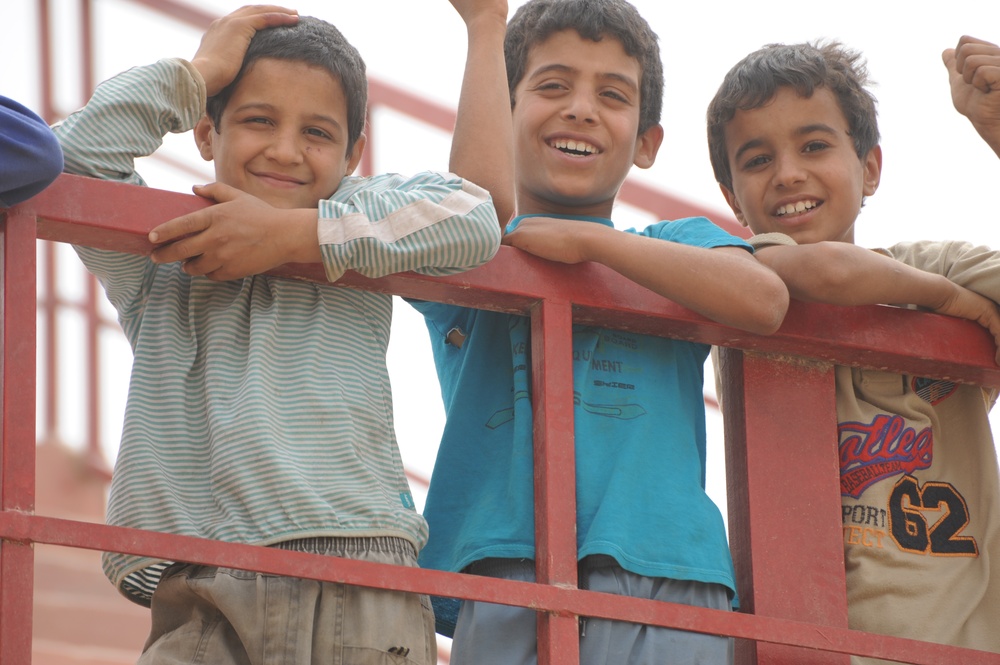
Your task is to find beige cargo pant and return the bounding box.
[138,536,436,665]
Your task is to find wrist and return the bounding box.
[286,209,322,264]
[464,13,508,41]
[576,223,619,264]
[971,119,1000,159]
[925,274,962,311]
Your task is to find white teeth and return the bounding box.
[776,200,818,216]
[551,139,598,155]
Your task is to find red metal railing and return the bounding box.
[6,174,1000,664]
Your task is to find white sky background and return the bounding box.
[9,0,1000,527]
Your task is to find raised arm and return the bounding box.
[446,0,514,228]
[502,216,789,335]
[55,59,204,186]
[943,35,1000,159]
[53,55,210,315]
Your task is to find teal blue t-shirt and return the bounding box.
[409,216,749,625]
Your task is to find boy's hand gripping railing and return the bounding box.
[5,174,1000,665]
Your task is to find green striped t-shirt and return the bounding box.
[54,58,501,606]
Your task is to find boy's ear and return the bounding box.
[345,133,367,176]
[719,183,748,227]
[632,123,664,169]
[862,144,882,197]
[194,115,216,162]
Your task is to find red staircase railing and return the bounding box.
[6,174,1000,664]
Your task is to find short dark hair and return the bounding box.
[504,0,663,134]
[205,16,367,154]
[707,41,879,191]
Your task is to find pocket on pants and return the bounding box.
[340,586,436,665]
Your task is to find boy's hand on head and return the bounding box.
[943,36,1000,157]
[501,217,602,264]
[148,182,320,281]
[934,282,1000,365]
[192,5,299,96]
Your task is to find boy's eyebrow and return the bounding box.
[231,102,345,134]
[526,63,639,93]
[733,123,840,162]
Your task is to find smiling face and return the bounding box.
[511,29,662,218]
[195,57,365,210]
[720,86,881,245]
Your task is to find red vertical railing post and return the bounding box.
[0,210,38,664]
[531,298,580,665]
[719,348,848,665]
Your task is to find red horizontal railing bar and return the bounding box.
[25,175,1000,387]
[30,174,212,254]
[3,510,998,665]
